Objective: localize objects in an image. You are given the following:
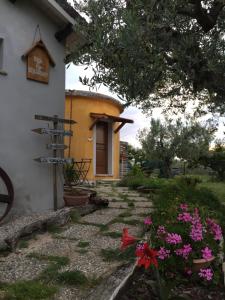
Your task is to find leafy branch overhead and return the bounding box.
[71,0,225,114]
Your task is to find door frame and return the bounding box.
[93,121,114,176]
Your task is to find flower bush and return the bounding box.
[152,203,223,282]
[121,203,223,284]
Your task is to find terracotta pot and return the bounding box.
[192,256,215,272]
[64,193,89,207]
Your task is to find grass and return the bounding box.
[17,240,29,249]
[75,249,89,255]
[110,216,141,226]
[27,253,70,282]
[77,241,90,248]
[57,270,88,286]
[80,221,109,232]
[118,211,133,218]
[70,210,81,223]
[198,181,225,204]
[46,224,64,234]
[102,231,122,238]
[100,245,136,262]
[0,281,57,300]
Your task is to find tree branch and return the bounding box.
[178,0,225,32]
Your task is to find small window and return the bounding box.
[0,38,3,70]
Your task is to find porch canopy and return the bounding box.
[89,113,134,133]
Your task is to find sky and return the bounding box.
[66,64,155,148]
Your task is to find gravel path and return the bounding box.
[0,184,153,299]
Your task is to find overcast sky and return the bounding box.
[65,64,156,148]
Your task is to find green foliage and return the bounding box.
[70,210,81,223]
[102,231,122,238]
[153,176,225,227]
[198,181,225,204]
[63,162,78,186]
[71,0,225,115]
[77,241,90,248]
[101,245,136,262]
[200,144,225,181]
[57,270,88,286]
[17,240,29,249]
[126,144,146,165]
[27,253,70,283]
[120,174,167,190]
[46,224,64,234]
[1,281,57,300]
[139,118,214,178]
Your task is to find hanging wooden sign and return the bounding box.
[22,39,55,84]
[34,157,73,164]
[32,128,73,136]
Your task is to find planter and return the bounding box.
[64,191,89,207]
[192,256,215,272]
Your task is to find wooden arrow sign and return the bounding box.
[34,157,73,164]
[46,144,68,150]
[35,114,76,124]
[32,128,73,136]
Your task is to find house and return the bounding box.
[0,0,83,217]
[65,90,134,182]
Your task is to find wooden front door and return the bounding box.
[96,122,108,174]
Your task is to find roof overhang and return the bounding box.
[90,113,134,133]
[33,0,76,26]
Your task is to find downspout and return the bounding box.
[68,90,73,158]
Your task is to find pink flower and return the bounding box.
[198,268,213,281]
[136,243,145,251]
[186,269,192,276]
[190,224,203,241]
[177,212,192,223]
[206,218,223,241]
[144,217,152,225]
[190,210,203,241]
[180,203,188,211]
[157,226,166,236]
[201,247,213,260]
[175,244,192,260]
[158,247,170,260]
[166,233,182,245]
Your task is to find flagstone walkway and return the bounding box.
[0,184,154,300]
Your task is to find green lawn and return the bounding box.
[198,181,225,204]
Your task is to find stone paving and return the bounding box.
[0,184,153,300]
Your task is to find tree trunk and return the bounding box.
[162,159,172,178]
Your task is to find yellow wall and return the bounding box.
[65,95,122,181]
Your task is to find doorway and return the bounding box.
[96,122,108,174]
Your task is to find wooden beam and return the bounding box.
[89,118,99,130]
[114,122,126,133]
[90,112,134,124]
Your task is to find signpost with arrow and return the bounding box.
[32,114,76,210]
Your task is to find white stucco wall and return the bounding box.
[0,0,66,216]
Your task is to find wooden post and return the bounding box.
[53,115,58,211]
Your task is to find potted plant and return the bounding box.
[63,162,89,207]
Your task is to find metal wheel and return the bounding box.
[0,167,14,223]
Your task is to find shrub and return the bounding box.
[154,176,225,228]
[120,172,166,190]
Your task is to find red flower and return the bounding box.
[121,228,137,250]
[135,242,158,269]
